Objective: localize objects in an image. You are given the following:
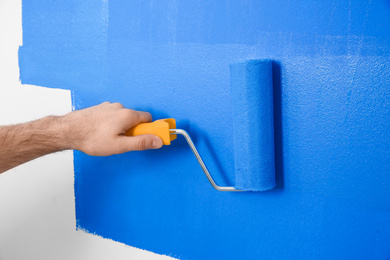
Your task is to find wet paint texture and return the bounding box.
[230,60,275,191]
[19,1,390,259]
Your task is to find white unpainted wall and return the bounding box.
[0,1,175,259]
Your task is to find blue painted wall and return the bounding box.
[20,0,390,259]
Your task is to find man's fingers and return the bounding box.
[119,134,163,152]
[120,109,153,130]
[134,110,153,124]
[111,102,125,109]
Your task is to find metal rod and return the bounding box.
[170,129,242,192]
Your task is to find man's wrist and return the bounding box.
[58,111,88,153]
[37,115,73,152]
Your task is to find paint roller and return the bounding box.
[126,60,275,192]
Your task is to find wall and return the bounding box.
[0,1,173,259]
[18,0,390,260]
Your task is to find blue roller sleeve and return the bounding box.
[230,60,275,191]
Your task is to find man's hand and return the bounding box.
[0,102,163,173]
[63,102,163,156]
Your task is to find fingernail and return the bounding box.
[153,137,163,148]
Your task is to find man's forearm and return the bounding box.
[0,116,69,173]
[0,102,163,174]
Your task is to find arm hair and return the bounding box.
[0,116,69,173]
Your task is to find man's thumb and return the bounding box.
[127,135,163,151]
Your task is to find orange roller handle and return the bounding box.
[125,118,177,145]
